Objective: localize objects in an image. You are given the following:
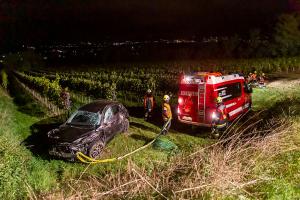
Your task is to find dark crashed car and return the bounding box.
[48,100,129,161]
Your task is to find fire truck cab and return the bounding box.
[177,72,252,127]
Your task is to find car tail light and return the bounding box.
[212,112,218,120]
[178,97,183,105]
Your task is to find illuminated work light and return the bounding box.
[184,76,192,83]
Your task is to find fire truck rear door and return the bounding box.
[179,84,199,122]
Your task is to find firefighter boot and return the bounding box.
[211,127,220,139]
[144,112,148,121]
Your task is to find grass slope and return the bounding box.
[249,77,300,199]
[0,88,62,199]
[0,85,210,199]
[1,73,299,199]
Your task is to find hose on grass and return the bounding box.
[152,136,178,151]
[76,119,174,164]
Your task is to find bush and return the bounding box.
[14,72,62,106]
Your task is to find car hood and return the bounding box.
[51,125,96,143]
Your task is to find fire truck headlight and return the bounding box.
[212,112,218,119]
[178,97,183,105]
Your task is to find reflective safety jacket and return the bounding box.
[144,95,154,110]
[258,76,265,84]
[251,73,257,81]
[216,103,227,121]
[162,103,172,121]
[213,103,228,128]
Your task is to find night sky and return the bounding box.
[0,0,296,45]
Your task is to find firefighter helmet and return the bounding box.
[147,89,152,94]
[163,95,170,101]
[216,97,222,104]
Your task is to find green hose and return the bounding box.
[152,136,178,152]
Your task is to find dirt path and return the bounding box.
[267,77,300,89]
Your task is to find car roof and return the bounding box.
[78,100,119,113]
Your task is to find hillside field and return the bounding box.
[0,68,299,199]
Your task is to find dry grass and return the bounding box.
[41,112,298,200]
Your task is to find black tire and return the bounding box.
[88,140,105,159]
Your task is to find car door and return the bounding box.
[110,105,123,133]
[217,81,243,120]
[102,106,114,141]
[242,81,252,111]
[102,105,122,141]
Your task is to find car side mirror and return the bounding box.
[95,124,102,132]
[244,84,253,93]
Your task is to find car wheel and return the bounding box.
[122,118,129,133]
[88,140,105,159]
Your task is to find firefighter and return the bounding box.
[251,71,258,83]
[60,87,71,114]
[162,95,172,135]
[143,89,155,121]
[211,96,228,138]
[247,72,253,83]
[258,72,266,88]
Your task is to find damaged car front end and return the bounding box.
[48,128,102,161]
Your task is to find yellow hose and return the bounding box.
[76,152,117,164]
[76,119,171,164]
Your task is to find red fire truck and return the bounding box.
[177,72,252,127]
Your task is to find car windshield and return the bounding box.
[66,110,101,126]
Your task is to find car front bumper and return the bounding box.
[49,144,86,161]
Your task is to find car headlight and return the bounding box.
[69,145,83,151]
[47,129,60,139]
